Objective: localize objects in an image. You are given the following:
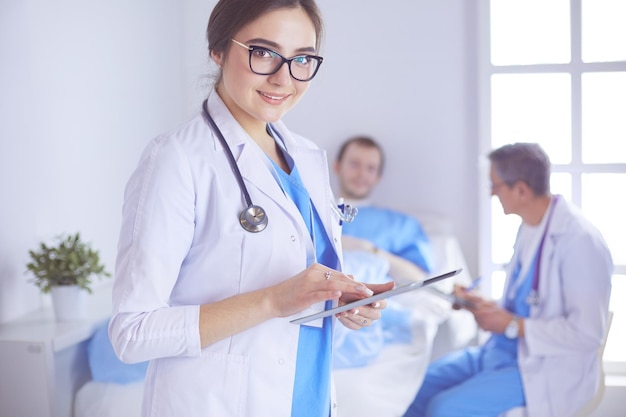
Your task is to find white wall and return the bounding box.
[287,0,479,272]
[0,0,478,323]
[0,0,192,322]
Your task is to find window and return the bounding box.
[478,0,626,373]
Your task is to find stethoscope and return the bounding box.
[525,195,559,306]
[331,198,358,225]
[202,99,268,233]
[201,99,358,233]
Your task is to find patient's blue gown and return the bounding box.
[334,206,434,369]
[342,206,434,273]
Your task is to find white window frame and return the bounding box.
[477,0,626,375]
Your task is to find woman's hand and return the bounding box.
[336,281,394,330]
[199,265,393,347]
[265,263,376,318]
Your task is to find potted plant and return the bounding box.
[26,232,111,320]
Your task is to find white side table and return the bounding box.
[0,286,112,417]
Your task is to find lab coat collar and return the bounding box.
[202,91,338,259]
[273,121,335,238]
[202,92,290,209]
[532,195,570,315]
[544,195,569,237]
[204,91,248,150]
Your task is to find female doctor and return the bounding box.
[403,143,612,417]
[108,1,393,416]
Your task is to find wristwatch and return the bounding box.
[504,316,520,339]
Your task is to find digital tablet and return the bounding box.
[290,268,463,325]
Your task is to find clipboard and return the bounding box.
[425,287,477,309]
[290,268,463,325]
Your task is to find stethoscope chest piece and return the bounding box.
[526,291,540,306]
[240,205,268,233]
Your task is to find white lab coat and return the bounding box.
[504,197,612,417]
[109,92,343,417]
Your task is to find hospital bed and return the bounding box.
[74,213,476,417]
[333,213,476,417]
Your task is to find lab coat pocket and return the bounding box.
[543,354,594,417]
[147,351,250,417]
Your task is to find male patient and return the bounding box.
[334,135,433,283]
[332,136,456,369]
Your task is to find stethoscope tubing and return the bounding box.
[202,99,268,233]
[201,98,357,232]
[526,195,560,306]
[202,100,254,209]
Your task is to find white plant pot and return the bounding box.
[50,285,87,321]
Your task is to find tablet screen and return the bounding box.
[290,268,463,325]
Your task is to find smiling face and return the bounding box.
[211,7,317,136]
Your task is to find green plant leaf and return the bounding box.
[25,232,111,293]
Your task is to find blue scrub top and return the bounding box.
[269,157,336,417]
[485,251,537,357]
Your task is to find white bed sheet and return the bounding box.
[333,297,440,417]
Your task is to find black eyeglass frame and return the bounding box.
[231,39,323,82]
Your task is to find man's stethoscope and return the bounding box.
[201,99,357,233]
[525,195,559,306]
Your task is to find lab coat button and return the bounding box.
[290,235,296,242]
[278,358,285,365]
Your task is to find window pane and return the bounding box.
[492,74,571,163]
[582,0,626,63]
[550,173,571,201]
[582,173,626,265]
[490,0,570,65]
[490,270,507,301]
[582,72,626,163]
[605,275,626,363]
[491,198,520,265]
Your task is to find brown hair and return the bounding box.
[206,0,324,83]
[336,135,385,175]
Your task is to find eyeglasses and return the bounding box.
[231,39,323,82]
